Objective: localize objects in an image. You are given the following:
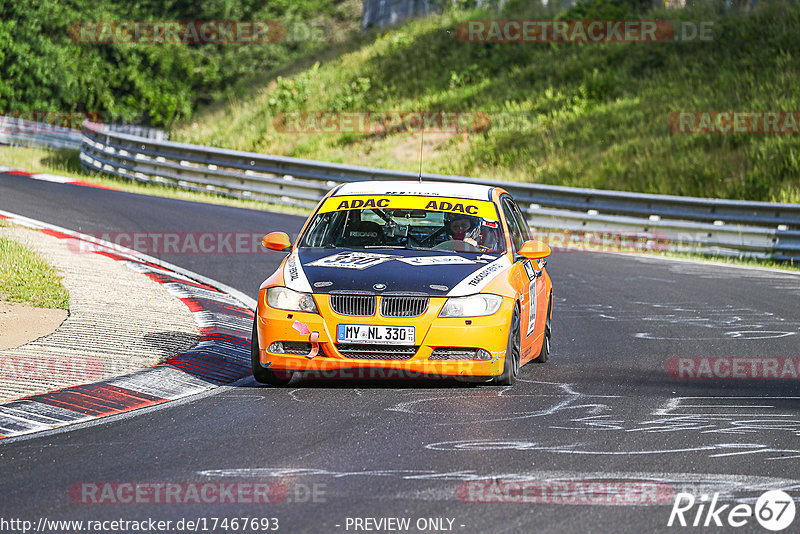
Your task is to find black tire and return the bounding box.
[493,305,521,386]
[532,296,551,364]
[251,316,293,386]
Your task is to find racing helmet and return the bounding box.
[443,212,480,239]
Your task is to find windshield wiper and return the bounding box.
[361,244,433,251]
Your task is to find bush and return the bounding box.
[0,0,360,127]
[562,0,654,19]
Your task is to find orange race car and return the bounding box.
[252,180,553,386]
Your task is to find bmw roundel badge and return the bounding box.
[373,283,387,291]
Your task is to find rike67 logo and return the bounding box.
[668,490,796,531]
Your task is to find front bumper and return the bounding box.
[255,291,514,378]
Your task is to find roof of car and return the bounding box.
[333,181,494,201]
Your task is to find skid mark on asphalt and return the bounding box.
[196,467,800,505]
[560,301,800,340]
[288,379,800,459]
[282,377,800,462]
[419,387,800,461]
[629,396,800,436]
[424,440,800,460]
[384,380,618,426]
[281,381,800,461]
[423,438,800,466]
[553,395,800,437]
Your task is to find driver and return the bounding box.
[444,213,481,248]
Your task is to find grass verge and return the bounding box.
[645,250,798,272]
[0,224,70,309]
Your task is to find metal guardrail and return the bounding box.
[0,115,83,150]
[102,124,169,141]
[0,115,167,150]
[78,120,800,261]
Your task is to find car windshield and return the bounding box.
[299,196,506,254]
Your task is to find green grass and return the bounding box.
[0,228,70,309]
[646,250,798,272]
[172,0,800,204]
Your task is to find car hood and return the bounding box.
[282,248,511,297]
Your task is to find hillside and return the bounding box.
[172,0,800,202]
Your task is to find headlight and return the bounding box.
[439,294,503,318]
[267,286,318,313]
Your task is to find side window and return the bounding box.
[508,199,532,242]
[502,198,525,252]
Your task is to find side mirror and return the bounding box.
[518,240,551,260]
[262,232,292,252]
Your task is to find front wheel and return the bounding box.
[251,315,293,386]
[492,305,520,386]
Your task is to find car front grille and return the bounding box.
[328,294,429,318]
[336,344,417,360]
[380,296,429,318]
[329,294,376,316]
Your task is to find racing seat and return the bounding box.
[342,220,384,247]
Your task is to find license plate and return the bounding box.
[336,324,415,345]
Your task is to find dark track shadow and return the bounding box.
[142,331,204,363]
[40,149,82,174]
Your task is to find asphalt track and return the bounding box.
[1,171,800,533]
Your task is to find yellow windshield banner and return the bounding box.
[319,195,498,220]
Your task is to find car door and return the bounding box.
[501,195,540,359]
